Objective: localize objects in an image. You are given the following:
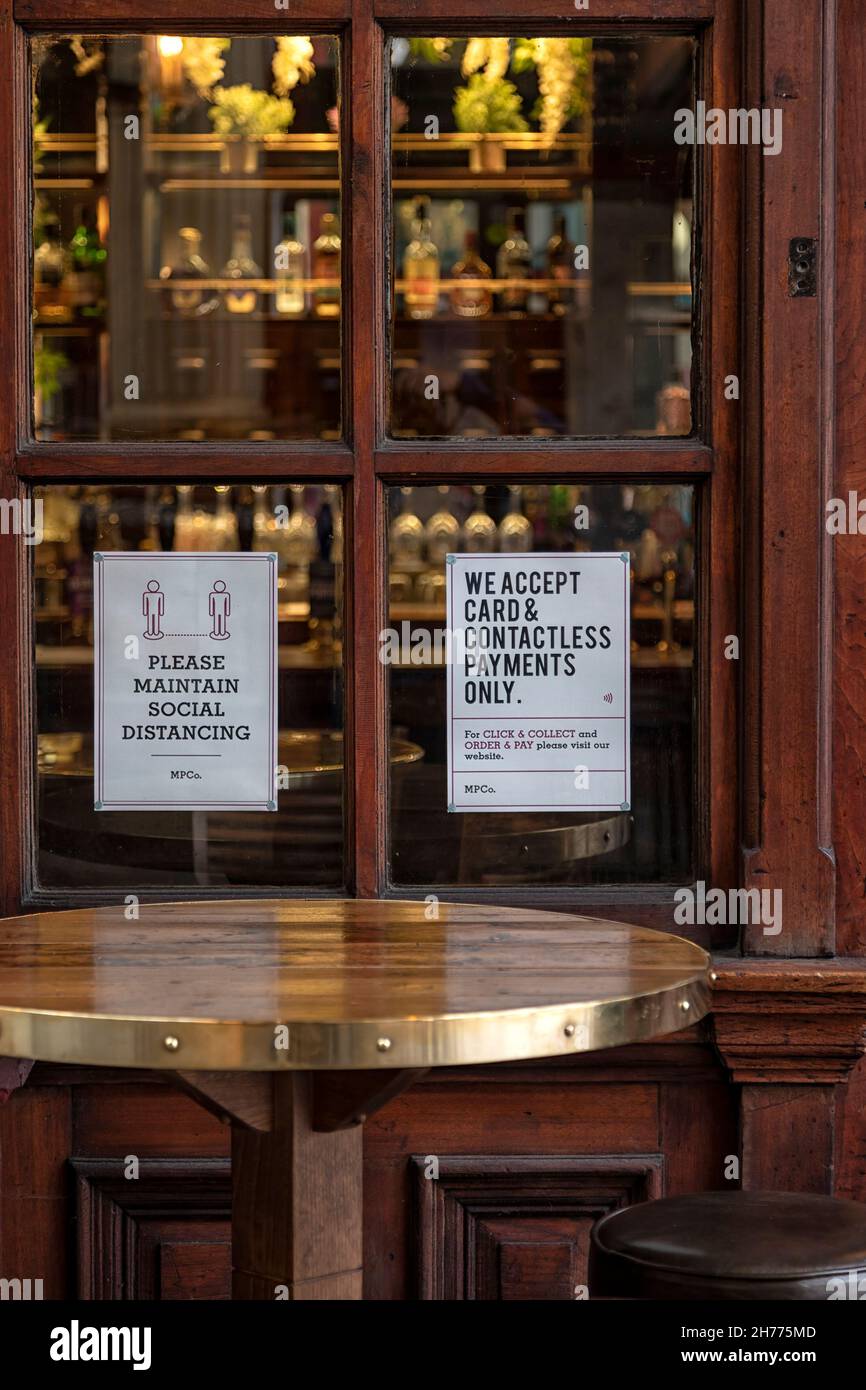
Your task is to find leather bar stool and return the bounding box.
[589,1192,866,1300]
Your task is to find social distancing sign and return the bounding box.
[94,552,278,812]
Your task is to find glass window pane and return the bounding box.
[389,36,694,438]
[387,482,696,885]
[32,35,341,441]
[34,483,344,888]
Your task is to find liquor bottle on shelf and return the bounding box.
[389,486,425,568]
[222,214,262,316]
[173,485,211,551]
[63,205,107,318]
[157,487,177,552]
[462,486,497,553]
[252,486,274,551]
[496,208,532,315]
[312,212,341,320]
[324,483,343,564]
[498,486,533,553]
[273,211,306,318]
[424,486,461,566]
[306,496,338,652]
[65,490,97,642]
[160,227,219,319]
[212,486,239,551]
[282,486,318,569]
[403,197,440,321]
[546,213,575,316]
[450,230,492,320]
[139,487,161,552]
[34,209,69,317]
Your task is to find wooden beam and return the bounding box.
[232,1073,363,1300]
[312,1068,424,1131]
[171,1071,273,1132]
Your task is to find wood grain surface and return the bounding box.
[0,899,710,1070]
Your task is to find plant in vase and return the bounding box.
[208,84,295,174]
[453,73,528,172]
[34,343,69,433]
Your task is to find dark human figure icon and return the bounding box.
[142,580,165,640]
[209,579,231,640]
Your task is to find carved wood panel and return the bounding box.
[71,1157,231,1300]
[412,1154,663,1300]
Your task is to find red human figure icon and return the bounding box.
[209,579,231,640]
[142,580,165,640]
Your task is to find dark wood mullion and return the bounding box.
[740,0,835,955]
[833,0,866,955]
[374,445,713,479]
[0,9,33,917]
[374,0,714,20]
[16,446,354,481]
[347,0,388,895]
[15,0,351,23]
[701,0,739,903]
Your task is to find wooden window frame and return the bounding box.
[0,0,835,960]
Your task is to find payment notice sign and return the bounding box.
[446,552,630,813]
[94,552,278,812]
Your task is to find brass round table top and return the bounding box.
[38,730,424,778]
[0,900,711,1072]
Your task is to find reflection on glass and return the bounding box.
[34,483,348,888]
[388,482,696,886]
[390,36,695,437]
[32,35,341,441]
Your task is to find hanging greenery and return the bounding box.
[180,38,231,99]
[461,37,511,83]
[512,37,592,143]
[408,38,454,65]
[272,37,316,97]
[69,37,104,77]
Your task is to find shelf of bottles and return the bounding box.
[390,35,696,438]
[388,483,695,660]
[34,483,344,659]
[32,35,342,441]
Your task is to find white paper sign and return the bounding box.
[94,552,278,812]
[446,552,630,813]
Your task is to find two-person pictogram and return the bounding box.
[142,579,231,641]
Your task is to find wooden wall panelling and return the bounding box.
[740,0,836,954]
[412,1155,663,1301]
[0,1084,71,1299]
[740,1087,836,1194]
[72,1082,230,1158]
[834,1057,866,1202]
[833,0,866,954]
[364,1033,735,1300]
[72,1158,231,1300]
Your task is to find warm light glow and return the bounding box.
[158,36,184,58]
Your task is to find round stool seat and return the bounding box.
[590,1192,866,1300]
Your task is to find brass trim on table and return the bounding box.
[0,900,711,1073]
[0,982,711,1072]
